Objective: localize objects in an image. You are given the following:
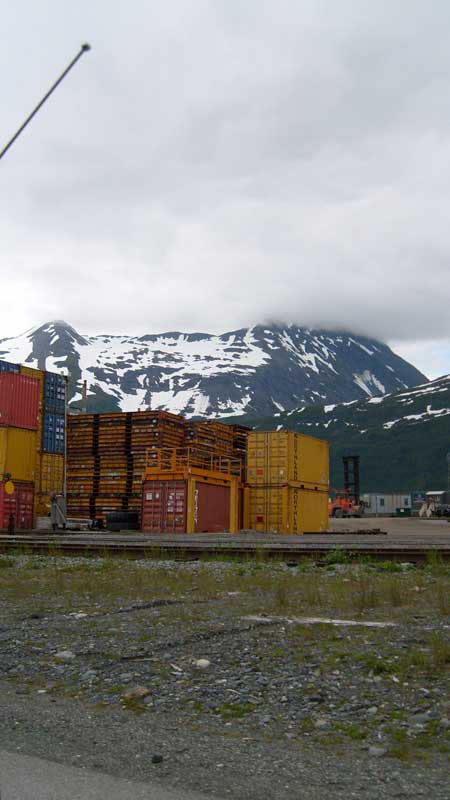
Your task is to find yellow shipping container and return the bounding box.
[244,484,328,534]
[34,453,65,516]
[246,431,329,489]
[0,427,37,483]
[37,452,64,496]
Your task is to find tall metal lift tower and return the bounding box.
[343,455,360,505]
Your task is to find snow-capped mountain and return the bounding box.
[0,320,426,418]
[233,375,450,491]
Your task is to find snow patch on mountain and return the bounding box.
[0,321,427,418]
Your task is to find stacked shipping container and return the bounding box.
[0,359,67,525]
[244,431,329,534]
[0,371,40,529]
[20,365,66,516]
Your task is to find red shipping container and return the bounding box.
[0,373,40,430]
[0,481,34,530]
[141,479,232,533]
[142,480,187,533]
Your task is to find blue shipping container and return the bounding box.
[44,372,66,413]
[0,359,20,374]
[42,412,65,454]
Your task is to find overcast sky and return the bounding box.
[1,1,450,378]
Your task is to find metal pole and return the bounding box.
[63,373,69,501]
[0,43,91,162]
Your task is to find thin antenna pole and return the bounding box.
[0,43,91,162]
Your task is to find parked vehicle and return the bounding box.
[328,490,365,518]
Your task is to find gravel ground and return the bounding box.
[0,553,449,799]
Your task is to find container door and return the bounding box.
[142,481,187,533]
[0,484,18,529]
[16,484,34,529]
[165,482,187,533]
[195,483,230,533]
[297,488,328,533]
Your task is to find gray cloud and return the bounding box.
[1,0,450,376]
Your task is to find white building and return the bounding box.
[361,493,412,515]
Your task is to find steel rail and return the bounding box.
[1,534,449,563]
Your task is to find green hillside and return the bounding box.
[221,376,450,492]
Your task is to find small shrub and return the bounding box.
[376,560,403,573]
[274,579,289,611]
[322,549,350,566]
[218,702,255,720]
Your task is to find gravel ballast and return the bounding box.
[0,552,449,799]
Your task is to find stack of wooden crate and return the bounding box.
[67,410,253,527]
[184,420,235,456]
[66,415,95,519]
[129,411,185,515]
[230,424,251,469]
[67,410,186,523]
[96,413,130,522]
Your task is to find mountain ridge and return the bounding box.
[221,374,450,491]
[0,320,427,418]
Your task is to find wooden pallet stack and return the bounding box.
[129,411,185,514]
[94,413,130,523]
[183,420,249,473]
[184,420,235,456]
[66,415,95,519]
[67,411,249,525]
[230,424,251,467]
[67,410,186,523]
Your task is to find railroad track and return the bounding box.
[1,532,450,563]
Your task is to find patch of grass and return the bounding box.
[375,560,404,573]
[0,556,15,569]
[386,579,404,607]
[322,548,351,566]
[426,551,447,576]
[297,714,315,733]
[218,701,256,720]
[357,654,399,675]
[384,725,450,762]
[274,579,289,612]
[435,579,450,615]
[336,722,367,741]
[387,729,422,762]
[121,697,147,715]
[429,632,450,668]
[350,576,382,614]
[395,632,450,677]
